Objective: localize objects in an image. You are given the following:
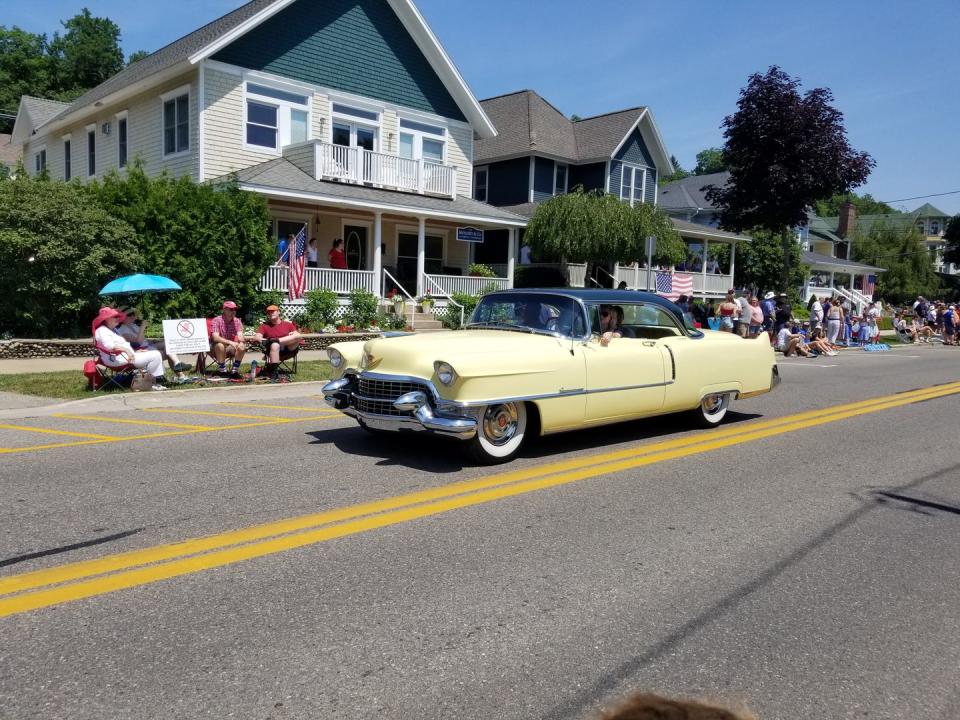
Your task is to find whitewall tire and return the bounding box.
[693,392,731,427]
[465,402,528,464]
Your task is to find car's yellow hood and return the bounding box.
[362,330,578,379]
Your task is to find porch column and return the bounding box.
[702,239,709,299]
[416,216,426,298]
[373,211,383,298]
[507,227,517,289]
[729,241,736,289]
[829,270,835,297]
[613,261,620,288]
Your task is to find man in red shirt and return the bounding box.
[210,300,247,376]
[253,304,301,377]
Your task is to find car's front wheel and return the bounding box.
[693,392,731,427]
[465,401,528,464]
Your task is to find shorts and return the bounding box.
[719,316,734,330]
[749,324,762,335]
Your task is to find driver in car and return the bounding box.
[598,304,624,346]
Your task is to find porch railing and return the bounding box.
[491,262,588,287]
[260,265,377,295]
[423,274,465,329]
[314,141,456,198]
[424,273,510,296]
[614,265,733,295]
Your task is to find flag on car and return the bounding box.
[287,225,307,300]
[655,272,693,301]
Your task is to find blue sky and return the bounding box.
[9,0,960,214]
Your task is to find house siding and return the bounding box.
[27,70,199,182]
[487,157,530,206]
[615,128,655,167]
[568,162,605,193]
[645,167,657,204]
[211,0,466,122]
[533,157,554,202]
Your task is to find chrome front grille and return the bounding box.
[352,377,429,417]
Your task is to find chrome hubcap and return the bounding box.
[702,394,724,415]
[482,404,519,446]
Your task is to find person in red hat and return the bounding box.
[210,300,247,376]
[92,307,167,390]
[252,304,301,378]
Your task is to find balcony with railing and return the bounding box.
[260,265,377,296]
[614,264,734,295]
[285,141,458,199]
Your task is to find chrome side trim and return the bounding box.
[665,345,676,380]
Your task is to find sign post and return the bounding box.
[162,318,211,357]
[645,235,656,292]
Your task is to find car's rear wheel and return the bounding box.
[693,392,731,427]
[465,401,528,464]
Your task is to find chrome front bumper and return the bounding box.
[322,376,477,439]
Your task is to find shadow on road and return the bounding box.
[0,527,144,569]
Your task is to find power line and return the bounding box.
[878,190,960,204]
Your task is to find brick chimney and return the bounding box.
[837,201,857,238]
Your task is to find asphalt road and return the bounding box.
[1,345,959,719]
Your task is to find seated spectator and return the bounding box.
[807,327,838,355]
[116,307,188,380]
[598,304,625,346]
[92,307,167,390]
[210,300,247,376]
[776,326,812,357]
[253,304,301,378]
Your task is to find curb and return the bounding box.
[0,381,332,420]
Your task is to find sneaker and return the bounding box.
[173,362,191,372]
[151,384,168,391]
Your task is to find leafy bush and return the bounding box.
[304,288,339,330]
[467,263,497,278]
[0,175,141,337]
[375,311,407,331]
[438,291,482,329]
[344,288,379,328]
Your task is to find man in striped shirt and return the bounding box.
[211,300,247,376]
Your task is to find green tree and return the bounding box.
[92,163,273,321]
[48,9,124,96]
[943,215,960,266]
[659,154,691,185]
[852,221,941,304]
[814,192,897,217]
[0,26,53,133]
[693,147,726,175]
[733,227,807,300]
[0,173,141,337]
[525,189,683,281]
[127,50,150,65]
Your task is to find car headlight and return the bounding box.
[434,361,457,386]
[327,348,344,368]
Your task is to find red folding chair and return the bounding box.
[86,340,145,392]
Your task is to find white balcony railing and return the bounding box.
[615,265,733,295]
[260,265,377,296]
[314,142,457,198]
[423,273,510,296]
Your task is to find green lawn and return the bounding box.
[0,361,335,401]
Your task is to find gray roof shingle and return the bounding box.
[229,157,527,224]
[21,96,70,127]
[39,0,276,130]
[801,251,884,272]
[658,171,730,211]
[476,90,645,164]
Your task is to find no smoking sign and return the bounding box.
[163,318,211,355]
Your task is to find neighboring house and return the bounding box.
[474,91,751,297]
[13,0,527,302]
[0,133,23,173]
[657,170,730,228]
[821,202,956,276]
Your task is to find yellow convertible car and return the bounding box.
[322,289,779,464]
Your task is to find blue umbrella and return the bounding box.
[99,274,182,296]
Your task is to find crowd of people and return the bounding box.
[91,301,302,391]
[895,295,958,346]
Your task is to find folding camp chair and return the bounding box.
[88,340,146,392]
[194,318,220,375]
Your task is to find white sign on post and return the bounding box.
[163,318,211,356]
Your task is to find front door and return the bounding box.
[344,225,367,270]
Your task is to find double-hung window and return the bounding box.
[555,163,568,195]
[331,103,378,152]
[162,88,189,156]
[244,82,310,151]
[619,164,646,207]
[116,113,128,168]
[86,125,96,176]
[34,147,46,174]
[474,167,488,202]
[63,137,71,180]
[398,118,445,165]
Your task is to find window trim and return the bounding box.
[397,115,447,165]
[474,165,489,202]
[242,78,312,155]
[619,163,648,207]
[86,124,97,177]
[554,163,568,195]
[34,145,47,175]
[160,84,191,158]
[62,134,71,181]
[115,110,129,169]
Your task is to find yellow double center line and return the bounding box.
[1,380,957,619]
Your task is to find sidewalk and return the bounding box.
[0,350,332,375]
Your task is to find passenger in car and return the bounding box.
[598,304,627,345]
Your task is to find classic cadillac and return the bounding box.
[322,289,779,464]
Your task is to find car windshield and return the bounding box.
[467,293,584,337]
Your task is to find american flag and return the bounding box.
[287,225,307,300]
[655,271,694,302]
[864,274,876,296]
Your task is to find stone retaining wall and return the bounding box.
[0,333,383,360]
